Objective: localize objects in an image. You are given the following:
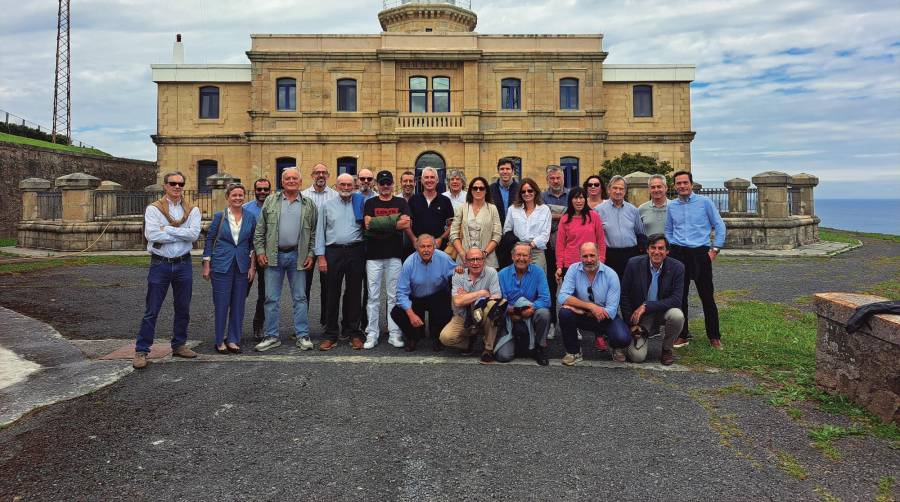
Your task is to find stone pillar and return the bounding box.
[623,171,651,206]
[206,172,241,207]
[94,181,123,219]
[19,178,53,221]
[751,171,791,219]
[790,173,819,217]
[55,173,101,222]
[724,178,751,214]
[145,183,164,195]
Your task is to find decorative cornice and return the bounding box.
[378,4,477,32]
[480,52,608,63]
[246,51,379,62]
[376,49,482,61]
[152,134,246,146]
[604,132,696,143]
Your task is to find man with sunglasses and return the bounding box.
[243,178,272,340]
[557,241,630,365]
[356,168,377,201]
[620,234,685,366]
[302,163,338,328]
[132,171,201,369]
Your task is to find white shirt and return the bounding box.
[301,185,338,208]
[443,190,467,212]
[144,198,202,258]
[503,204,552,250]
[226,207,242,244]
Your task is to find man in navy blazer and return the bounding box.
[620,234,685,365]
[488,157,519,226]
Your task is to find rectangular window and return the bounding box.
[337,79,357,112]
[277,78,296,111]
[633,85,653,117]
[197,160,218,193]
[409,76,427,113]
[560,157,580,188]
[432,77,450,113]
[501,78,521,110]
[199,86,219,119]
[560,78,578,110]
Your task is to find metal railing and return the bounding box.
[93,191,159,220]
[662,187,759,214]
[383,0,471,9]
[183,190,216,219]
[37,191,62,220]
[788,187,801,216]
[1,108,96,149]
[397,113,464,129]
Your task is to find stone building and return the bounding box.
[151,0,695,191]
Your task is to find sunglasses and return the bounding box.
[378,180,394,186]
[587,286,595,303]
[255,187,271,192]
[520,189,534,194]
[359,177,373,182]
[586,183,601,188]
[470,186,486,192]
[313,172,328,176]
[467,256,485,262]
[167,181,185,187]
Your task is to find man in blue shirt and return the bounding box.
[390,234,458,351]
[664,170,727,350]
[243,177,271,341]
[497,243,552,365]
[489,157,519,226]
[557,242,631,366]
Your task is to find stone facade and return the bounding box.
[814,293,899,424]
[151,2,695,191]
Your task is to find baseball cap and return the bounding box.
[376,170,394,185]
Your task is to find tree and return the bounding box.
[599,153,674,187]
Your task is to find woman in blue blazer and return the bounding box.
[202,183,257,354]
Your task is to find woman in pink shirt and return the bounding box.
[555,187,606,284]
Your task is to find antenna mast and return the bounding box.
[52,0,71,145]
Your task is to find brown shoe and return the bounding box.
[132,352,148,369]
[612,348,626,363]
[320,340,338,351]
[673,337,690,348]
[660,349,675,366]
[350,338,364,350]
[172,345,198,358]
[709,338,723,350]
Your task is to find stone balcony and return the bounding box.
[397,113,464,130]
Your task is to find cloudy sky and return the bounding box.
[1,0,898,198]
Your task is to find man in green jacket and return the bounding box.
[253,167,318,351]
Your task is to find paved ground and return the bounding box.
[0,235,897,500]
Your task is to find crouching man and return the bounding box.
[620,234,685,365]
[496,243,552,365]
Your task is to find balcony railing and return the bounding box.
[383,0,471,9]
[37,191,62,220]
[397,113,464,129]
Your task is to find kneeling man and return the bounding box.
[497,243,552,365]
[440,246,504,364]
[390,234,457,351]
[557,242,630,365]
[620,234,685,365]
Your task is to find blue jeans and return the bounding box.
[558,307,631,355]
[263,250,309,339]
[135,258,193,353]
[211,262,249,346]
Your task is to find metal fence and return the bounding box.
[661,187,759,214]
[93,191,158,219]
[37,191,62,220]
[1,108,96,149]
[183,190,216,219]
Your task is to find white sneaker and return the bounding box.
[561,352,582,366]
[547,322,556,340]
[296,336,313,350]
[577,328,583,341]
[388,334,405,348]
[254,337,281,352]
[363,333,378,349]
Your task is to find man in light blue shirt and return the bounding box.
[595,175,646,281]
[315,173,366,350]
[664,170,727,350]
[557,242,631,366]
[390,234,458,351]
[497,243,552,365]
[242,178,271,340]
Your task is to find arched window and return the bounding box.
[199,86,219,119]
[337,156,357,176]
[276,78,296,111]
[560,157,580,188]
[501,78,521,110]
[560,78,578,110]
[633,85,653,117]
[197,160,218,193]
[415,151,447,194]
[432,76,450,113]
[275,157,296,190]
[409,76,427,113]
[337,79,357,112]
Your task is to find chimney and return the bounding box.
[173,34,184,64]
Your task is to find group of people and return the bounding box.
[131,158,726,370]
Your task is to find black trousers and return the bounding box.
[669,245,721,340]
[248,266,266,335]
[323,244,365,342]
[389,289,452,343]
[305,259,328,326]
[605,246,640,282]
[545,241,558,324]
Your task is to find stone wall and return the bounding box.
[0,142,157,236]
[814,292,899,424]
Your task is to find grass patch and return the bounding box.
[0,238,15,247]
[819,226,900,244]
[864,277,900,300]
[775,451,807,480]
[0,132,109,156]
[876,476,895,502]
[0,255,149,275]
[814,485,841,502]
[808,424,866,460]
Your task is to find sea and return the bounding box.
[815,199,900,236]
